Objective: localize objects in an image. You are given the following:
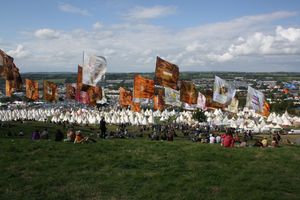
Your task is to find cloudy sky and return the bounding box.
[1,0,300,72]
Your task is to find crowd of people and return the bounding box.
[2,117,285,148]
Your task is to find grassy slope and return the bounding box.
[0,122,300,200]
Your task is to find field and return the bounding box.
[0,122,300,200]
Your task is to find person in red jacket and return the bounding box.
[222,133,235,147]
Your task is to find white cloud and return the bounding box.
[93,21,103,30]
[58,3,90,16]
[124,5,177,21]
[276,26,300,42]
[35,29,60,39]
[7,45,30,59]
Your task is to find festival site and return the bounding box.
[1,1,300,199]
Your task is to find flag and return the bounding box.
[155,56,179,90]
[0,49,23,91]
[82,55,107,86]
[43,80,57,102]
[205,90,224,109]
[25,79,39,100]
[153,95,164,111]
[164,87,181,107]
[180,81,197,104]
[78,84,102,106]
[227,96,239,113]
[66,83,76,100]
[131,102,141,112]
[213,76,236,105]
[261,101,270,117]
[5,80,13,97]
[119,87,132,107]
[133,74,154,101]
[77,65,83,90]
[196,92,207,111]
[246,86,265,113]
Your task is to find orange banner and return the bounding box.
[133,74,154,99]
[25,79,39,100]
[44,80,57,102]
[153,95,164,111]
[204,90,224,109]
[180,81,197,104]
[131,102,141,112]
[78,84,102,106]
[77,65,83,91]
[66,83,76,100]
[0,49,23,90]
[119,87,132,107]
[5,80,13,97]
[155,56,179,90]
[261,101,270,117]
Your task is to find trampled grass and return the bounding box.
[0,122,300,200]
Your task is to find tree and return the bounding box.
[192,109,207,123]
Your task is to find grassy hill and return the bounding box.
[0,122,300,199]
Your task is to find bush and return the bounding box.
[192,109,207,123]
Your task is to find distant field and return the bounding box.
[0,121,300,199]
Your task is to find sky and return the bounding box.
[1,0,300,72]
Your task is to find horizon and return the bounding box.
[1,0,300,72]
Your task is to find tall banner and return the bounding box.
[155,56,179,90]
[133,74,154,101]
[78,84,102,106]
[246,86,265,113]
[164,87,181,107]
[213,76,236,105]
[66,83,76,100]
[153,95,164,111]
[205,90,224,109]
[196,92,207,111]
[119,87,132,107]
[5,80,13,97]
[25,79,39,100]
[83,55,107,86]
[77,65,83,90]
[43,80,57,102]
[0,49,23,91]
[262,101,270,117]
[227,96,239,113]
[180,81,197,104]
[131,102,141,112]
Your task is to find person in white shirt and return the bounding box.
[209,134,215,144]
[215,135,221,143]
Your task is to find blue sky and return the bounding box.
[1,0,300,72]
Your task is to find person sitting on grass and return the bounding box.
[64,128,75,142]
[209,134,215,144]
[40,128,49,139]
[222,133,234,147]
[261,137,268,147]
[271,135,279,147]
[31,130,40,140]
[215,135,221,143]
[55,129,64,142]
[253,139,263,147]
[74,130,84,144]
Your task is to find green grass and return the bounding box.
[0,122,300,200]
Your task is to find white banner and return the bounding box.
[164,87,181,107]
[213,76,236,105]
[246,86,265,113]
[83,54,107,86]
